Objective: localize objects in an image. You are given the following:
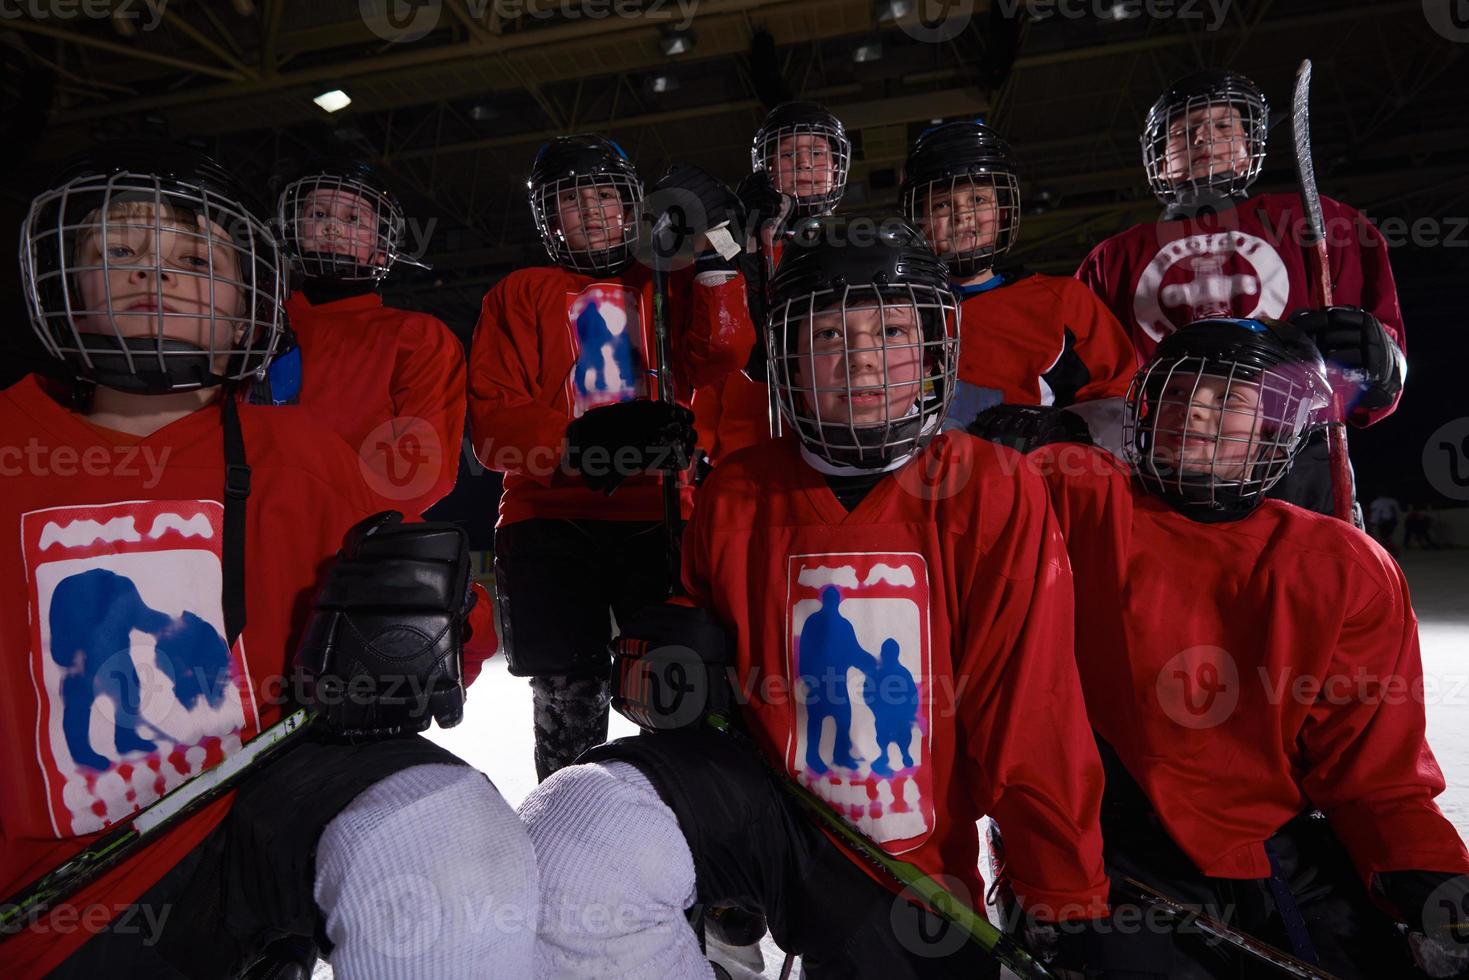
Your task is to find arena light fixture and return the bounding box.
[874,0,915,21]
[313,89,352,113]
[853,41,883,63]
[659,28,696,57]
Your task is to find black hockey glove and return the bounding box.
[564,399,697,495]
[294,511,472,739]
[650,164,743,268]
[967,404,1094,452]
[1378,870,1469,978]
[611,599,734,731]
[735,169,795,250]
[1289,306,1405,412]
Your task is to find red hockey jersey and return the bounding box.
[691,370,773,465]
[953,271,1138,415]
[468,264,754,527]
[285,291,467,516]
[683,433,1110,920]
[1076,193,1404,424]
[1030,442,1469,884]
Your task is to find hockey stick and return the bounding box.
[1117,876,1343,980]
[1290,59,1356,525]
[649,209,686,596]
[705,713,1058,980]
[0,708,314,938]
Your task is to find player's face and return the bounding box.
[794,302,925,426]
[772,134,836,200]
[1150,373,1264,480]
[919,182,999,257]
[1163,104,1251,184]
[297,188,380,264]
[74,201,245,354]
[556,183,627,251]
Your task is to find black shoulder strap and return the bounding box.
[221,394,250,647]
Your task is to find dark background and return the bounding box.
[2,0,1465,543]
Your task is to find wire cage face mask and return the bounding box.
[752,122,852,219]
[768,283,959,469]
[21,170,285,393]
[530,170,644,276]
[903,170,1021,278]
[1124,355,1320,512]
[278,172,406,283]
[1141,85,1268,206]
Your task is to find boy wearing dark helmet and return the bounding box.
[974,317,1468,978]
[2,145,532,979]
[1076,70,1406,516]
[467,135,754,781]
[902,120,1137,451]
[517,218,1111,979]
[276,160,466,515]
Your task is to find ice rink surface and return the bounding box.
[410,548,1469,979]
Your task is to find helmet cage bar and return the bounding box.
[904,171,1021,277]
[1124,355,1311,510]
[752,121,852,218]
[529,170,644,275]
[768,283,959,467]
[22,170,284,389]
[279,172,406,283]
[1142,87,1268,205]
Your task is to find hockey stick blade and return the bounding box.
[1119,876,1343,980]
[1,708,314,937]
[1291,60,1327,254]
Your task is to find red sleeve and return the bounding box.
[957,451,1109,921]
[462,582,497,687]
[1323,199,1405,426]
[1299,543,1469,884]
[1063,278,1141,401]
[1075,238,1130,332]
[467,275,570,487]
[391,313,467,512]
[679,270,757,391]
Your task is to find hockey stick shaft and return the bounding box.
[0,708,313,938]
[650,210,685,596]
[1118,876,1342,980]
[706,714,1057,979]
[1291,58,1355,524]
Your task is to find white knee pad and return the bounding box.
[519,760,714,980]
[315,763,538,980]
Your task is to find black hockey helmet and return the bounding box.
[766,217,959,469]
[900,120,1021,277]
[1141,69,1269,207]
[1125,316,1330,517]
[528,134,643,276]
[751,101,851,219]
[20,141,286,394]
[278,158,415,283]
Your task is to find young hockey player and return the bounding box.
[693,101,852,465]
[518,219,1112,979]
[3,145,535,979]
[972,316,1469,978]
[1076,69,1405,512]
[467,134,754,781]
[277,159,466,515]
[901,120,1137,451]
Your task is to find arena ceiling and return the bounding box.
[1,0,1465,330]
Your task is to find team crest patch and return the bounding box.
[22,500,259,838]
[1133,231,1290,343]
[566,283,647,416]
[786,552,933,852]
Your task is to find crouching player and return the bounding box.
[972,317,1469,978]
[1,145,535,979]
[518,219,1112,978]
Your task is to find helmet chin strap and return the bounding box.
[794,404,929,476]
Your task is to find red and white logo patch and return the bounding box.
[22,500,260,838]
[1133,231,1290,343]
[785,551,933,853]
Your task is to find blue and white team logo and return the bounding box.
[566,283,648,417]
[786,552,934,852]
[23,500,259,837]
